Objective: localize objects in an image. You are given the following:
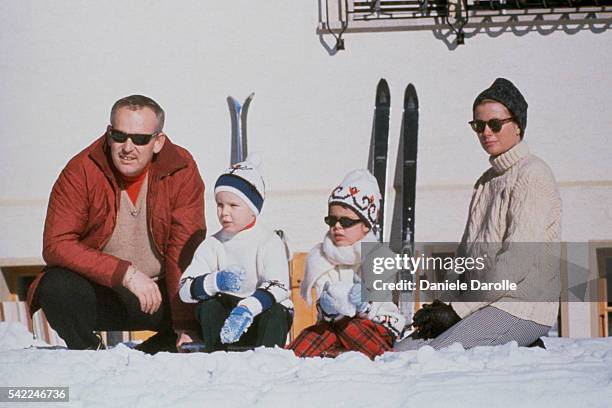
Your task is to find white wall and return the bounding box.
[1,0,611,259]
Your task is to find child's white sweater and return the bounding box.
[179,222,292,315]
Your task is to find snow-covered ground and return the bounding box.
[1,322,611,408]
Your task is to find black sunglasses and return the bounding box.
[108,128,158,146]
[468,117,514,133]
[324,216,363,229]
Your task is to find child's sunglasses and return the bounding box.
[108,127,159,146]
[468,117,514,133]
[324,216,363,229]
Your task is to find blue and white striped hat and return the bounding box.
[214,154,265,215]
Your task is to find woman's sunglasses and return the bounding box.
[324,216,363,229]
[468,117,514,133]
[108,128,158,146]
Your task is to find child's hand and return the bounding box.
[348,283,369,313]
[220,306,253,344]
[216,268,245,292]
[206,265,246,294]
[319,282,341,316]
[319,281,361,317]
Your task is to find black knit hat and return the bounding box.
[473,78,528,138]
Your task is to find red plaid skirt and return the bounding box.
[288,317,394,360]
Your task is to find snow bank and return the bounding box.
[0,322,49,351]
[1,322,611,407]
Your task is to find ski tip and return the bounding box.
[227,96,242,112]
[377,78,389,92]
[404,83,418,110]
[376,79,390,106]
[243,93,255,110]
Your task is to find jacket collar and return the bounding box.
[88,133,189,182]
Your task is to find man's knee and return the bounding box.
[36,267,92,304]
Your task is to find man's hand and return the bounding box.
[175,329,202,351]
[123,266,162,315]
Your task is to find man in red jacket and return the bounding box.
[27,95,206,352]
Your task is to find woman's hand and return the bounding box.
[411,300,461,339]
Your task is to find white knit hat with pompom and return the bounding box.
[214,153,266,215]
[328,169,381,229]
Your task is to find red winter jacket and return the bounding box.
[27,135,206,330]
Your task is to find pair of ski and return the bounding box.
[227,93,255,165]
[367,79,419,322]
[227,93,293,262]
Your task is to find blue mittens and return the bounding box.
[319,282,341,316]
[220,306,254,344]
[215,268,245,293]
[192,266,246,300]
[348,283,368,313]
[319,281,369,318]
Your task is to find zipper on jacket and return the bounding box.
[98,176,120,250]
[148,171,165,258]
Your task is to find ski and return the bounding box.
[227,93,254,165]
[390,83,419,325]
[240,93,254,161]
[367,79,390,242]
[402,83,418,260]
[226,94,292,264]
[227,96,242,165]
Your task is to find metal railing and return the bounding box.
[319,0,612,48]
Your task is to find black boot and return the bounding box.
[134,329,178,354]
[527,337,546,349]
[85,333,106,351]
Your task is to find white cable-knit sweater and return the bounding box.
[451,142,562,326]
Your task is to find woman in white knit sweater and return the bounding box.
[396,78,562,351]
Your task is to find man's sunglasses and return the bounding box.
[108,128,158,146]
[324,216,363,229]
[468,117,514,133]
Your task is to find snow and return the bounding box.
[1,322,611,407]
[0,322,48,351]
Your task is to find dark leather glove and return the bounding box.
[411,300,461,340]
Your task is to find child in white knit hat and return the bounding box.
[288,169,405,360]
[179,154,293,352]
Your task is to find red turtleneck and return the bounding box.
[242,219,257,231]
[119,164,150,205]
